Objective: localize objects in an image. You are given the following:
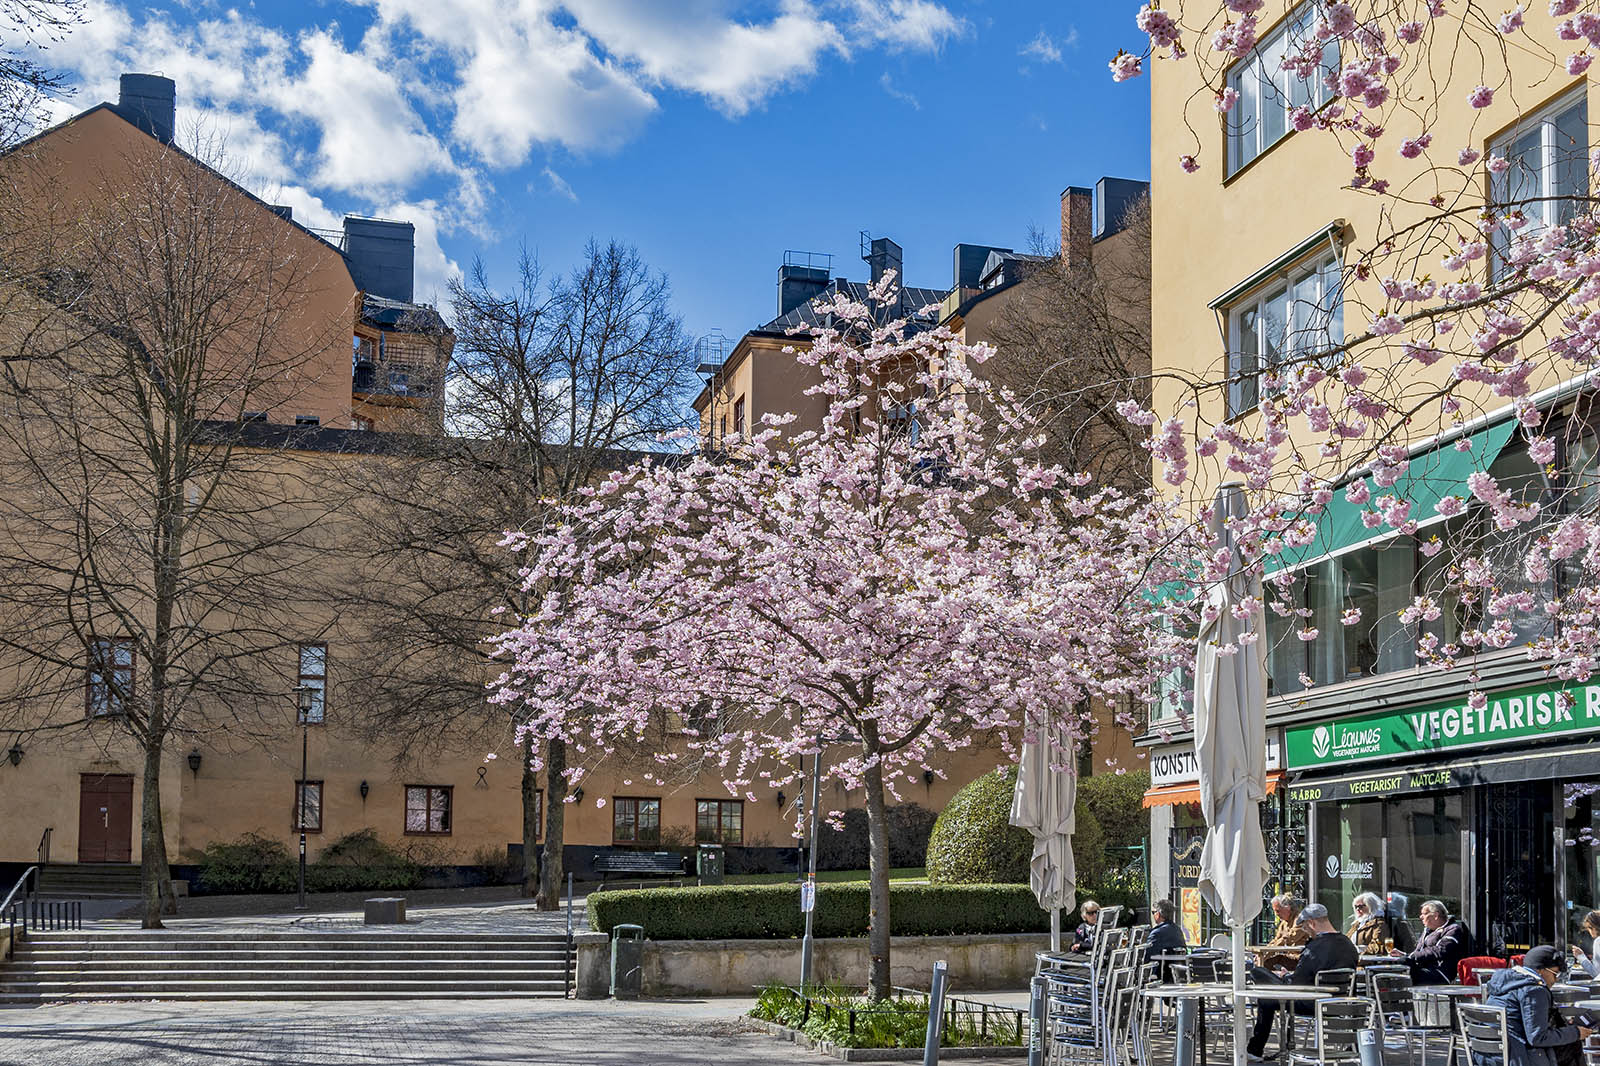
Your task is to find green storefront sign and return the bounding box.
[1284,677,1600,770]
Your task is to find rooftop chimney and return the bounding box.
[777,251,831,318]
[342,216,415,303]
[1060,186,1093,270]
[1094,177,1151,240]
[863,235,903,288]
[952,244,1012,290]
[117,74,175,145]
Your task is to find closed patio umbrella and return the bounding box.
[1009,720,1076,953]
[1193,483,1270,1066]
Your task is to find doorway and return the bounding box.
[78,773,133,863]
[1479,782,1557,955]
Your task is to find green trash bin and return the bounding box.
[697,844,724,885]
[611,923,645,999]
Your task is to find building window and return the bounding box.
[1225,4,1338,175]
[405,785,452,835]
[733,396,746,438]
[240,410,267,423]
[1491,88,1588,278]
[294,780,323,833]
[612,797,662,845]
[1226,251,1342,417]
[87,638,135,717]
[351,416,373,432]
[297,643,326,724]
[696,798,743,844]
[295,414,320,427]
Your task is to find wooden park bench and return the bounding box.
[591,850,688,887]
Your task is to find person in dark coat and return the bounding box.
[1390,899,1470,985]
[1143,898,1188,976]
[1482,945,1592,1066]
[1245,903,1360,1060]
[1069,900,1101,954]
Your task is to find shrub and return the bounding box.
[587,882,1052,940]
[192,832,296,894]
[307,828,421,892]
[925,766,1108,886]
[469,844,520,885]
[1079,770,1151,853]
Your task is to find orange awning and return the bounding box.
[1141,771,1285,809]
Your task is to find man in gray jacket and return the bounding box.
[1482,945,1592,1066]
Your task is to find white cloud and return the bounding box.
[376,199,464,308]
[845,0,966,52]
[879,72,920,110]
[542,166,578,202]
[1020,28,1076,67]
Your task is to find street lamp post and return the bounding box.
[799,737,823,989]
[295,685,312,910]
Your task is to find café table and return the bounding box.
[1413,985,1482,1030]
[1142,983,1234,1066]
[1232,985,1336,1058]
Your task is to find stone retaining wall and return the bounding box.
[574,931,1047,998]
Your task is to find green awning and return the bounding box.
[1265,418,1518,573]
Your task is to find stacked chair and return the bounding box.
[1370,971,1454,1066]
[1457,1004,1510,1066]
[1288,998,1375,1066]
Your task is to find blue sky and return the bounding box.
[44,1,1151,344]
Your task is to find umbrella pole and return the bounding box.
[1231,924,1246,1066]
[1050,907,1061,954]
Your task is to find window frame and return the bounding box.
[611,796,663,846]
[695,798,744,845]
[1489,86,1589,278]
[1224,3,1338,177]
[733,395,746,439]
[1226,250,1343,418]
[404,784,453,836]
[297,642,327,725]
[294,779,323,833]
[86,637,135,718]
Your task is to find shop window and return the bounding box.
[1491,89,1588,280]
[294,779,323,833]
[696,798,743,844]
[405,785,452,835]
[87,638,135,717]
[612,797,661,845]
[1313,794,1464,937]
[1225,4,1338,175]
[297,643,327,724]
[1226,252,1342,418]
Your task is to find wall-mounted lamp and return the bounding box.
[359,780,369,801]
[187,750,202,777]
[572,786,584,804]
[6,743,22,767]
[923,769,935,785]
[775,791,786,807]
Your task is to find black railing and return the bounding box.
[7,899,80,934]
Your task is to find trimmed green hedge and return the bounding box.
[587,882,1053,940]
[924,766,1106,885]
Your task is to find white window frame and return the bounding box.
[1225,4,1338,176]
[1490,87,1589,276]
[297,643,326,724]
[1227,251,1343,417]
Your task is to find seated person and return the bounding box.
[1346,890,1415,954]
[1569,910,1600,978]
[1255,893,1312,972]
[1069,900,1100,954]
[1245,903,1359,1062]
[1390,899,1470,985]
[1143,898,1188,977]
[1483,945,1592,1066]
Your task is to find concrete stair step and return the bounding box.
[22,932,568,943]
[0,989,568,1002]
[16,951,571,964]
[13,961,571,974]
[0,978,570,994]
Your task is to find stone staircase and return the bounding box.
[36,863,142,898]
[0,930,573,1001]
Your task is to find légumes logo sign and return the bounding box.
[1286,678,1600,769]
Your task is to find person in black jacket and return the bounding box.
[1390,899,1470,985]
[1483,945,1592,1066]
[1144,899,1188,977]
[1245,903,1359,1060]
[1069,900,1101,954]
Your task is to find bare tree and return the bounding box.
[1,0,83,147]
[980,195,1153,493]
[0,138,349,926]
[341,239,699,907]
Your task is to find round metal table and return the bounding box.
[1142,985,1235,1066]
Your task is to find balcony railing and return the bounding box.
[352,359,435,399]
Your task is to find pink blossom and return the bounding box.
[1498,6,1526,34]
[1290,106,1315,131]
[1372,313,1404,335]
[1486,154,1511,174]
[1468,85,1495,109]
[1179,153,1199,173]
[1529,437,1557,464]
[1553,0,1580,16]
[1215,87,1240,112]
[1571,54,1594,75]
[1110,51,1143,82]
[1397,20,1424,43]
[1459,147,1481,166]
[1353,143,1375,168]
[1135,5,1181,48]
[1324,2,1356,35]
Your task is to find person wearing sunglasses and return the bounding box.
[1483,945,1592,1066]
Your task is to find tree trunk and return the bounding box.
[521,730,540,898]
[535,737,567,911]
[862,742,892,1001]
[138,737,173,928]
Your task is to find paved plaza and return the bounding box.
[0,998,1028,1065]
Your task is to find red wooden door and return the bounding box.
[78,774,133,862]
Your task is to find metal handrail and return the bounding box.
[37,827,51,867]
[1,866,37,918]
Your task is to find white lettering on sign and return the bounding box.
[1149,736,1282,786]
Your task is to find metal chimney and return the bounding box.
[117,74,176,145]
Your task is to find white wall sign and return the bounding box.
[1149,734,1282,787]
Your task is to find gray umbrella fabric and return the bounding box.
[1009,722,1076,952]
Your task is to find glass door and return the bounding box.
[1479,782,1557,955]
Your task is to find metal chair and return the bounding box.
[1457,1003,1509,1066]
[1287,997,1375,1066]
[1315,968,1359,996]
[1372,971,1453,1066]
[1211,933,1233,950]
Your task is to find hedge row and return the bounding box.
[587,882,1056,940]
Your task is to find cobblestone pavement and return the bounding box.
[0,998,1028,1065]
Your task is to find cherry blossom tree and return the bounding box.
[1111,3,1600,701]
[492,280,1184,999]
